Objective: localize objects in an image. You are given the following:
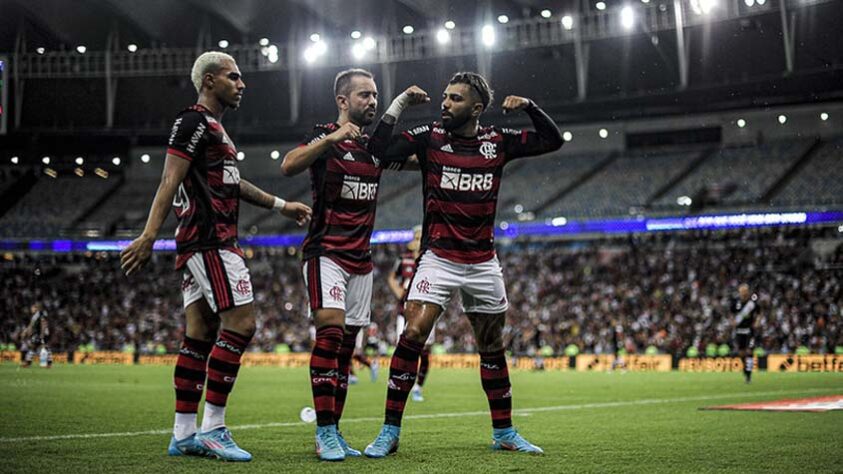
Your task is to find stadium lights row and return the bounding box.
[735,112,830,128]
[31,0,781,57]
[17,156,124,166]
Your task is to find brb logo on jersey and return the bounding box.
[440,166,493,192]
[340,175,378,201]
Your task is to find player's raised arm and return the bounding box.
[281,123,361,176]
[120,152,191,276]
[239,178,312,226]
[367,86,430,164]
[500,96,564,159]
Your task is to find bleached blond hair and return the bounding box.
[191,51,236,93]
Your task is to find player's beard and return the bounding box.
[350,106,376,127]
[441,110,471,132]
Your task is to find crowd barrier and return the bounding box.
[3,351,840,372]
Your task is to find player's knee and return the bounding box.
[402,323,430,344]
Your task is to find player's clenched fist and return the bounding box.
[328,122,361,143]
[501,96,533,113]
[280,201,313,227]
[402,85,430,105]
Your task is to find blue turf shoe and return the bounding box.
[167,434,209,457]
[491,427,544,454]
[364,424,400,458]
[315,425,346,461]
[370,362,379,383]
[196,427,253,462]
[337,430,362,457]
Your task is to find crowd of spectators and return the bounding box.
[2,225,840,357]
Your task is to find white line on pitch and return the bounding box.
[1,387,838,444]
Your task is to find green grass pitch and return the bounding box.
[2,364,841,473]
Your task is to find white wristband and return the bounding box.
[273,196,287,210]
[384,92,411,120]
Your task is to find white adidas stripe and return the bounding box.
[0,388,836,444]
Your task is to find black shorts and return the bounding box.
[736,331,754,351]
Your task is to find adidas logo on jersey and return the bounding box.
[440,166,493,192]
[440,144,454,153]
[343,152,355,161]
[340,175,378,201]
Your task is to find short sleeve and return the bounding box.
[167,110,207,161]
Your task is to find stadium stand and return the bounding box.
[654,139,815,210]
[0,176,122,238]
[538,149,705,218]
[771,138,843,208]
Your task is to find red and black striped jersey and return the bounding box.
[300,122,401,274]
[368,104,563,264]
[392,251,417,314]
[167,104,243,269]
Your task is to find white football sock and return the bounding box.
[173,413,197,441]
[201,402,226,433]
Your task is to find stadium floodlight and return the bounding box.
[756,0,766,5]
[351,42,366,60]
[481,25,496,47]
[42,156,51,165]
[236,151,245,161]
[497,15,509,24]
[75,157,84,165]
[563,131,573,142]
[362,36,377,50]
[267,45,279,63]
[112,157,121,166]
[259,38,269,46]
[36,47,45,54]
[76,45,87,54]
[551,216,568,226]
[599,128,609,138]
[436,28,451,44]
[562,15,575,30]
[140,154,151,163]
[778,114,787,124]
[621,6,636,30]
[596,2,607,11]
[351,30,362,39]
[541,9,552,18]
[11,156,19,165]
[641,0,650,3]
[838,224,843,233]
[820,112,829,121]
[677,196,693,206]
[737,118,747,128]
[270,150,280,160]
[444,20,456,30]
[309,33,320,42]
[304,40,328,64]
[690,0,716,15]
[127,44,138,53]
[403,25,414,34]
[217,39,229,49]
[744,0,755,6]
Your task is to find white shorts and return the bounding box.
[396,314,435,346]
[182,249,253,313]
[303,256,372,327]
[406,250,509,314]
